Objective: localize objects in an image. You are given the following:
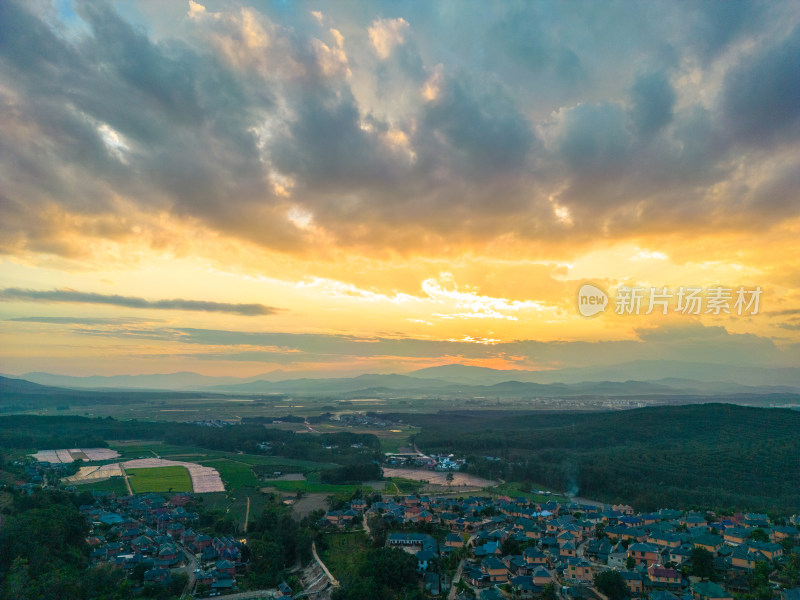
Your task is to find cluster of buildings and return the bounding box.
[383,453,467,470]
[356,494,800,600]
[80,491,244,594]
[323,497,368,525]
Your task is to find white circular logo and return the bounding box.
[577,284,608,317]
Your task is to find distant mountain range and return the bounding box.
[0,374,225,411]
[408,361,800,387]
[7,360,799,399]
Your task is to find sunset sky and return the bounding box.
[1,0,799,378]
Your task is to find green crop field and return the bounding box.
[75,477,130,495]
[126,466,192,493]
[263,471,384,495]
[319,532,371,582]
[198,458,261,489]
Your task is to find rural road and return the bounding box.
[178,546,199,598]
[119,464,133,495]
[196,590,276,599]
[311,541,339,588]
[362,513,370,535]
[448,559,466,600]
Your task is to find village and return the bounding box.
[17,447,798,600]
[321,492,800,600]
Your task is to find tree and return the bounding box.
[446,472,454,487]
[596,522,607,539]
[502,538,524,556]
[691,547,715,580]
[594,570,630,600]
[626,556,636,569]
[368,515,389,547]
[543,583,558,600]
[750,529,770,543]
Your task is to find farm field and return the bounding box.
[262,471,385,495]
[312,422,420,453]
[126,466,192,493]
[23,393,519,422]
[198,458,261,489]
[75,477,129,495]
[381,467,494,489]
[199,489,274,531]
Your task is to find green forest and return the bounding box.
[405,403,800,514]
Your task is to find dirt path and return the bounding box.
[448,559,466,600]
[244,496,251,533]
[362,513,370,535]
[119,464,133,495]
[312,541,339,588]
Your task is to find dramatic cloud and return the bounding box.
[0,288,280,316]
[0,0,797,377]
[0,0,797,258]
[6,316,157,325]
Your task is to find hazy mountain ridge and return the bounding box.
[6,361,799,399]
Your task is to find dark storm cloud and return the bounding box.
[721,24,800,147]
[690,0,765,62]
[629,71,676,138]
[0,0,798,255]
[420,76,535,177]
[0,288,280,316]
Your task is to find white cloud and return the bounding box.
[422,273,550,320]
[368,17,410,59]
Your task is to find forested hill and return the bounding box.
[408,403,800,514]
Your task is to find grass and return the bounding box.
[74,477,129,495]
[199,488,274,530]
[226,454,338,469]
[391,477,425,494]
[126,466,192,493]
[320,532,371,583]
[489,482,568,503]
[264,471,377,495]
[198,458,261,489]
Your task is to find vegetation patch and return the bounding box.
[391,477,424,495]
[74,477,129,495]
[319,532,372,582]
[411,404,800,513]
[126,466,192,493]
[198,458,260,489]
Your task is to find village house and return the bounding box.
[723,527,751,546]
[692,581,734,600]
[531,566,552,586]
[646,564,682,589]
[621,570,644,596]
[482,556,509,583]
[694,534,724,554]
[628,542,661,567]
[524,546,548,566]
[681,513,708,529]
[565,558,593,583]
